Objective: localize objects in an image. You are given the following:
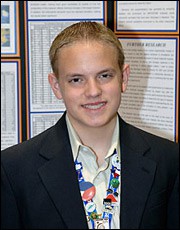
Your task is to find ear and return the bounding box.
[121,64,130,92]
[48,73,63,100]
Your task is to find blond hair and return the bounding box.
[49,21,125,76]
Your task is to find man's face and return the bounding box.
[49,41,127,130]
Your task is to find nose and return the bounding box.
[85,78,102,98]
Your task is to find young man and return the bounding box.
[1,22,179,229]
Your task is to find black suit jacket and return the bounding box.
[1,113,179,229]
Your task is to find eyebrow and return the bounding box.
[66,68,117,78]
[97,68,116,75]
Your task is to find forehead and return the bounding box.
[56,41,120,76]
[57,40,118,59]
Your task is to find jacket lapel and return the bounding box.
[37,114,88,229]
[119,117,157,229]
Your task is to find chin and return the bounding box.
[86,120,110,128]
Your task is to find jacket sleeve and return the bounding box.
[1,165,22,229]
[167,171,179,229]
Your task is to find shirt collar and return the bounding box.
[66,114,120,161]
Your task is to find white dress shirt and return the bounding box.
[66,115,121,229]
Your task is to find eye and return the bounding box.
[98,73,113,81]
[69,77,83,84]
[101,74,110,78]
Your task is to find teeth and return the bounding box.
[83,103,105,110]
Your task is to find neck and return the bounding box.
[69,115,118,166]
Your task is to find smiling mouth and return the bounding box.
[82,102,106,110]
